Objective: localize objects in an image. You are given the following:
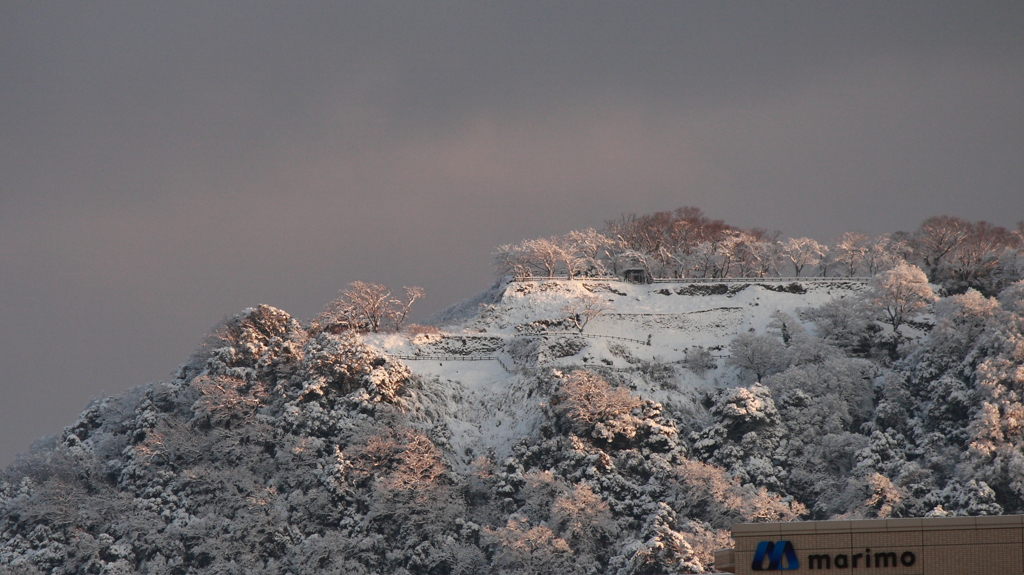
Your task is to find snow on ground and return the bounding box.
[364,278,865,467]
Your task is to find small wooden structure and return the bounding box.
[621,268,651,284]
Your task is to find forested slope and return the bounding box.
[2,211,1023,574]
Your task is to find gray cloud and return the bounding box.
[2,1,1023,465]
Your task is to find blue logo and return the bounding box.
[751,541,800,571]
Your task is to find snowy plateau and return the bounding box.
[4,268,1024,575]
[368,279,863,471]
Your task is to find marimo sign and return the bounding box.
[714,515,1024,575]
[750,541,916,570]
[803,549,915,570]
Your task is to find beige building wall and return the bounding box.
[715,515,1024,575]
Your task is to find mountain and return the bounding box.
[3,213,1024,574]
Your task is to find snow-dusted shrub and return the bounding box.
[636,359,679,390]
[683,346,716,378]
[508,335,587,366]
[802,296,872,352]
[545,336,588,360]
[766,311,804,346]
[299,331,409,402]
[607,342,641,364]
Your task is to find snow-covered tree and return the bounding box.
[19,209,1024,574]
[726,332,789,382]
[948,221,1020,292]
[815,244,834,277]
[319,281,424,333]
[494,242,535,280]
[550,483,618,558]
[552,370,642,440]
[863,234,906,276]
[997,247,1024,287]
[781,237,825,277]
[735,234,782,278]
[867,263,937,333]
[615,248,661,281]
[802,296,872,352]
[834,232,869,277]
[329,281,391,332]
[562,228,611,278]
[526,237,564,277]
[484,515,580,574]
[690,384,789,491]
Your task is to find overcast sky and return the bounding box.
[2,2,1022,466]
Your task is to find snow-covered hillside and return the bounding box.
[3,264,1023,575]
[366,278,866,469]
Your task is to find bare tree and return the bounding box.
[834,232,870,277]
[525,237,563,277]
[733,233,762,278]
[713,233,745,278]
[605,207,733,259]
[604,212,671,255]
[315,295,357,332]
[389,286,425,332]
[691,241,720,278]
[494,243,534,280]
[815,244,834,277]
[949,221,1019,286]
[913,215,970,279]
[562,292,610,333]
[863,234,905,276]
[781,237,824,277]
[562,228,611,278]
[343,281,392,332]
[321,282,425,333]
[745,238,783,278]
